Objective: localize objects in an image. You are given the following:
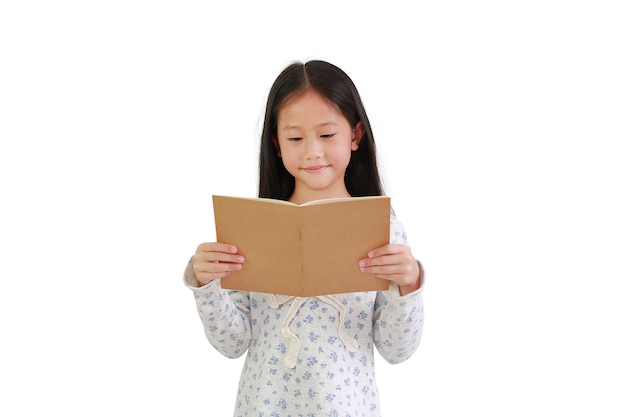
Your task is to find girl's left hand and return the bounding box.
[359,244,422,295]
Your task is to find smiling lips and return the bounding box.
[303,165,328,173]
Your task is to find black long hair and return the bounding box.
[258,60,384,200]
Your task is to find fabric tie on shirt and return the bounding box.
[269,294,359,368]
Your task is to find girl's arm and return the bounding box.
[372,283,424,363]
[367,216,425,363]
[184,255,252,359]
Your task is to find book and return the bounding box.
[212,195,391,296]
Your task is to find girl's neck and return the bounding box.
[289,188,352,205]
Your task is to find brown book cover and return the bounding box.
[213,195,391,296]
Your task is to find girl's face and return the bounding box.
[276,89,362,204]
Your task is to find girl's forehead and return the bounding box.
[283,88,325,105]
[278,96,345,129]
[279,89,339,116]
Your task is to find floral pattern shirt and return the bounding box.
[184,215,424,417]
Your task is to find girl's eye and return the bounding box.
[288,137,303,142]
[320,133,336,139]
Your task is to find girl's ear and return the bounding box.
[351,121,364,151]
[272,136,282,157]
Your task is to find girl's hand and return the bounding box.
[359,244,422,296]
[192,242,245,286]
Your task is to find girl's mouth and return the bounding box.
[303,165,328,173]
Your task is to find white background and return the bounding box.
[1,1,625,415]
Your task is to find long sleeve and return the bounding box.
[372,215,425,363]
[183,261,252,359]
[373,284,424,363]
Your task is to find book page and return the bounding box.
[214,196,303,295]
[300,199,390,295]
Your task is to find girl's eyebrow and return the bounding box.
[282,122,339,132]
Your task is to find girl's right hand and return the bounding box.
[192,242,245,286]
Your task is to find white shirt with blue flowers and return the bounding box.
[184,215,424,417]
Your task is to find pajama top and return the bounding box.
[184,215,424,417]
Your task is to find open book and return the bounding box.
[212,195,391,296]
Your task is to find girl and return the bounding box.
[184,60,424,416]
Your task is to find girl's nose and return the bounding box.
[305,137,323,159]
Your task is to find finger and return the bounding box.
[360,262,408,276]
[197,242,238,255]
[194,259,243,274]
[366,244,406,259]
[193,255,245,281]
[359,253,404,269]
[197,251,245,264]
[362,265,412,277]
[194,259,243,285]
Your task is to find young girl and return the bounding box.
[184,60,424,416]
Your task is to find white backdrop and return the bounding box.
[1,1,625,416]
